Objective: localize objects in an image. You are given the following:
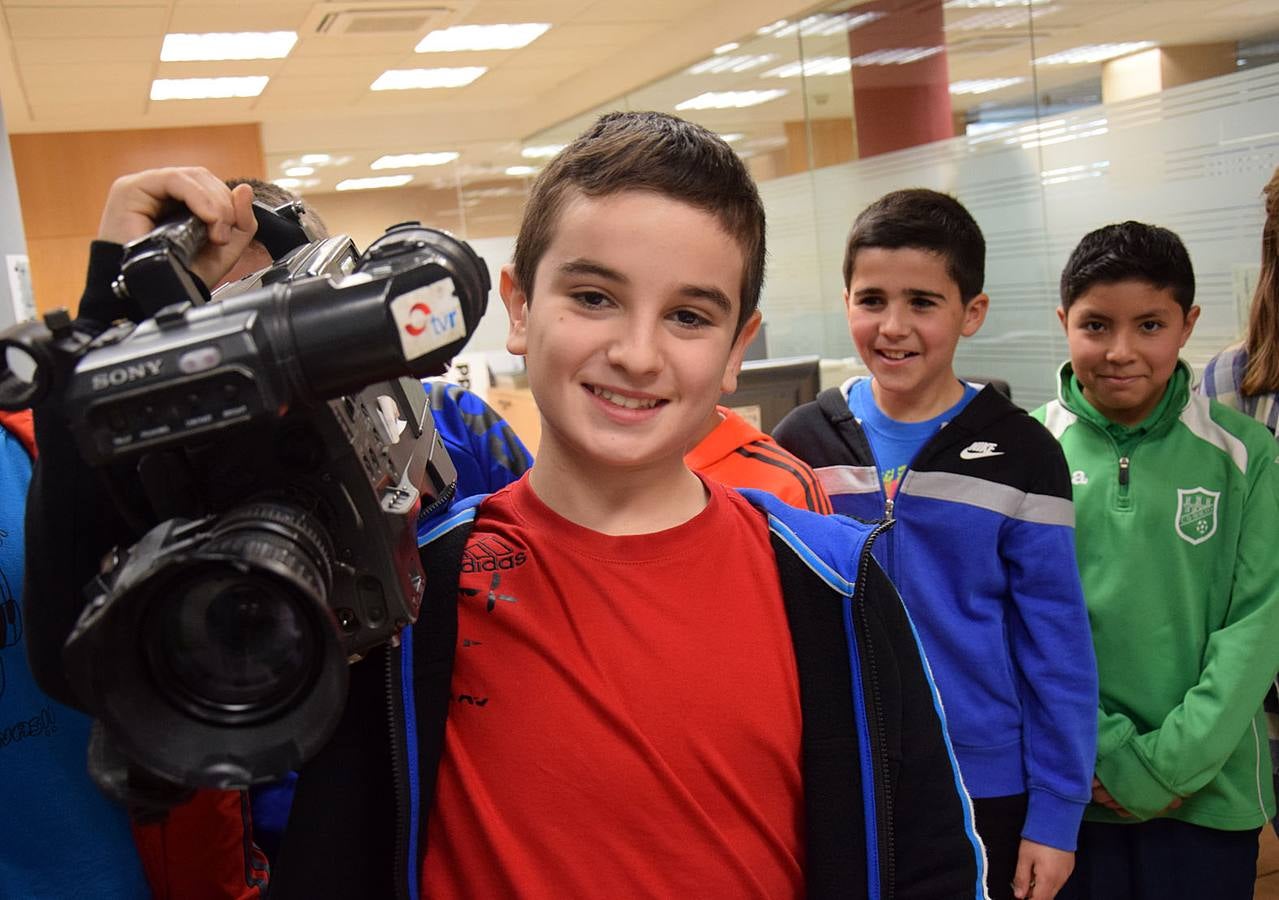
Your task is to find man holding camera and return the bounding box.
[19,167,532,899]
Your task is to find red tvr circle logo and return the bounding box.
[404,302,433,336]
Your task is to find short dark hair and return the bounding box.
[1059,221,1195,313]
[512,111,766,334]
[842,189,985,303]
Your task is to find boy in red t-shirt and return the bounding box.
[413,112,982,898]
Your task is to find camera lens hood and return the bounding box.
[64,514,350,789]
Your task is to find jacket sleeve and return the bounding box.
[861,558,986,900]
[1095,449,1279,818]
[22,242,143,707]
[427,381,532,497]
[998,442,1097,850]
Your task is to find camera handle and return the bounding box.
[112,210,210,318]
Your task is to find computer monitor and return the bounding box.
[721,355,821,434]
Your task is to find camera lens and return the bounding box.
[141,500,335,725]
[148,569,316,717]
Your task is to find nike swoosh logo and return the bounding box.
[959,448,1005,460]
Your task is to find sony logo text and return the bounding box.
[91,359,163,391]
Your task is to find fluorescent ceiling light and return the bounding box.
[284,166,314,176]
[762,57,852,78]
[520,144,564,159]
[1034,42,1154,65]
[505,166,537,176]
[950,76,1026,94]
[273,177,320,190]
[150,76,269,100]
[852,47,943,66]
[714,42,740,54]
[415,23,549,52]
[300,153,331,165]
[720,133,745,142]
[371,152,459,169]
[336,175,413,191]
[161,31,297,61]
[759,12,884,39]
[688,54,777,75]
[675,90,787,111]
[371,68,486,90]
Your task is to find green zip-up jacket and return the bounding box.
[1032,361,1279,829]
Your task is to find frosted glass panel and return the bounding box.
[760,62,1279,409]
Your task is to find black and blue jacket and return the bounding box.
[266,489,985,900]
[774,379,1097,852]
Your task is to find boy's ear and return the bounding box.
[961,293,989,337]
[499,264,529,356]
[1056,306,1068,331]
[1179,305,1201,347]
[720,310,763,394]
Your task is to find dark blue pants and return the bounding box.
[1057,818,1260,900]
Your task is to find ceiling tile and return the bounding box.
[531,22,665,51]
[463,63,577,98]
[5,6,169,39]
[155,60,287,78]
[576,0,715,24]
[19,61,154,93]
[456,0,595,25]
[166,3,314,32]
[13,36,162,65]
[27,96,149,123]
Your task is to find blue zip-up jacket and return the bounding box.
[775,378,1098,852]
[263,490,986,900]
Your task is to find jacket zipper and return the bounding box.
[386,643,411,900]
[855,521,896,900]
[1118,455,1131,508]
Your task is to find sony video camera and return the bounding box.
[0,209,489,789]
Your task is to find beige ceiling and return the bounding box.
[2,0,1277,195]
[0,0,828,191]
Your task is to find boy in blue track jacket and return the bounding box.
[775,189,1098,900]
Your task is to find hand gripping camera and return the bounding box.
[0,213,488,789]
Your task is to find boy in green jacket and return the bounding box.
[1033,221,1279,899]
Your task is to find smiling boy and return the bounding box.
[403,115,985,898]
[775,189,1098,900]
[1033,221,1279,900]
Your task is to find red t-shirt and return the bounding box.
[423,476,805,898]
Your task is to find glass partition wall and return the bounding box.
[498,0,1279,406]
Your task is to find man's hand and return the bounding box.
[1012,839,1073,899]
[97,166,257,289]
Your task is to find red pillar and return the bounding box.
[847,0,953,158]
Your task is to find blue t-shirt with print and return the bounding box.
[847,378,978,497]
[0,424,150,898]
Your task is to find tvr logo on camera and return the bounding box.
[392,280,468,363]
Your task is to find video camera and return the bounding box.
[0,206,489,789]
